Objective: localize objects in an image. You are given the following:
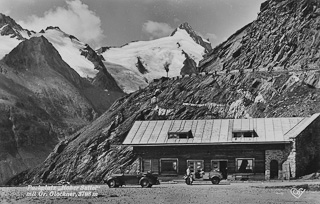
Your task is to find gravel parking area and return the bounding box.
[1,181,320,204]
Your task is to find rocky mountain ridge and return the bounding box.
[199,0,320,73]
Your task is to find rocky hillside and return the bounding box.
[9,68,320,184]
[0,36,123,184]
[199,0,320,72]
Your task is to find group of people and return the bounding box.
[186,166,205,179]
[186,166,220,178]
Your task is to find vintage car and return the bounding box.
[184,169,223,185]
[105,171,160,188]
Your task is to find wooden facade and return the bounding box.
[134,144,288,180]
[123,113,320,180]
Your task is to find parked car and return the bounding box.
[184,169,223,185]
[105,171,160,188]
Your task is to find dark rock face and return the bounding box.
[79,42,123,93]
[199,0,320,72]
[0,36,123,184]
[180,50,197,75]
[171,22,212,53]
[9,68,320,185]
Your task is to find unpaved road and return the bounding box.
[1,182,319,204]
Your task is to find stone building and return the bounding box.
[123,113,320,180]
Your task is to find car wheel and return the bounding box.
[211,177,220,185]
[185,177,192,185]
[108,179,117,188]
[140,179,150,188]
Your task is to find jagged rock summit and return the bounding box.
[0,13,35,58]
[171,22,212,53]
[0,13,34,40]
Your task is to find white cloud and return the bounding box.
[142,20,174,40]
[18,0,105,47]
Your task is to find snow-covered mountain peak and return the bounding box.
[99,24,208,93]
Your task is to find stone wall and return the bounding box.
[295,116,320,177]
[265,147,292,180]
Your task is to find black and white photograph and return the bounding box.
[0,0,320,203]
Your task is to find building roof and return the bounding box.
[284,113,320,139]
[123,114,320,146]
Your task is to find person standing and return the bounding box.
[186,166,191,176]
[185,166,193,184]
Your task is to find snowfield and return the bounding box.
[33,29,98,78]
[101,28,207,93]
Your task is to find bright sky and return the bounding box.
[0,0,265,48]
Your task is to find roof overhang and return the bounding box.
[123,141,291,147]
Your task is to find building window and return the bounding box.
[142,159,151,172]
[168,130,193,139]
[160,158,178,174]
[236,158,254,173]
[187,160,204,172]
[232,130,257,138]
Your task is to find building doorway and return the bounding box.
[211,160,228,179]
[270,160,279,179]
